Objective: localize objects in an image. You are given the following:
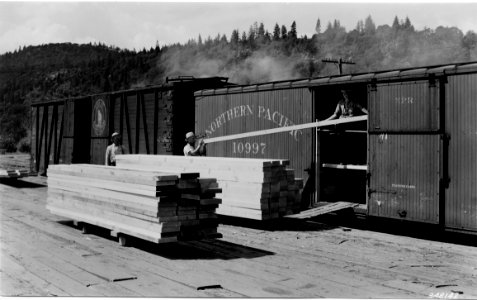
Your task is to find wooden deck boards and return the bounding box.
[1,176,477,298]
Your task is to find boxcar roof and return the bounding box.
[31,76,232,106]
[194,61,477,97]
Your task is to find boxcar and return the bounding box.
[194,61,477,234]
[30,76,232,175]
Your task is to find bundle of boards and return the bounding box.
[46,164,222,244]
[116,155,303,220]
[0,169,29,178]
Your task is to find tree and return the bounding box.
[241,31,247,44]
[289,21,298,40]
[364,15,376,35]
[258,23,266,38]
[315,18,321,34]
[273,23,281,40]
[281,25,288,39]
[356,20,364,33]
[403,16,414,31]
[392,16,400,31]
[230,29,240,45]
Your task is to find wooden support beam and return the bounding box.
[43,105,49,172]
[119,94,124,140]
[141,93,150,154]
[123,95,133,154]
[203,115,367,144]
[135,92,140,154]
[153,90,158,154]
[35,106,40,171]
[55,104,65,164]
[46,104,57,170]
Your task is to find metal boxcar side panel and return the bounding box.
[195,88,314,181]
[368,134,440,223]
[445,73,477,231]
[368,81,440,132]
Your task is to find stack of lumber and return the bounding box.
[0,169,29,178]
[46,164,222,244]
[115,155,303,220]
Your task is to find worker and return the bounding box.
[105,132,124,166]
[183,132,206,156]
[326,89,368,120]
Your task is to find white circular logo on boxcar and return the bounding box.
[92,98,107,136]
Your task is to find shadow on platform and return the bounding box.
[218,214,339,233]
[57,220,275,260]
[0,177,46,188]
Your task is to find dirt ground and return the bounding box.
[1,173,476,298]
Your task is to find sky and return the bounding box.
[1,1,477,55]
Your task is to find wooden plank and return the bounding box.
[285,201,358,219]
[47,190,177,221]
[48,174,158,197]
[47,199,181,231]
[322,163,368,171]
[203,115,368,144]
[46,205,178,243]
[47,179,161,207]
[48,164,180,186]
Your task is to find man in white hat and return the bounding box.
[105,132,124,166]
[183,132,206,156]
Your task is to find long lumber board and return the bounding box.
[116,159,289,183]
[284,201,359,219]
[48,174,161,197]
[47,198,180,233]
[48,190,178,221]
[203,115,367,144]
[47,179,165,208]
[46,205,178,243]
[48,164,179,186]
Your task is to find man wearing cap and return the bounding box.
[183,132,206,156]
[326,89,368,120]
[105,132,125,166]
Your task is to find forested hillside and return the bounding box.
[1,15,477,151]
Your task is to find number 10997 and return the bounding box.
[232,142,266,155]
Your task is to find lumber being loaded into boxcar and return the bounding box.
[202,115,367,144]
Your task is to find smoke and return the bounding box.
[159,47,302,85]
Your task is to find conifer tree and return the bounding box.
[315,18,321,34]
[281,25,288,39]
[290,21,298,40]
[273,23,281,40]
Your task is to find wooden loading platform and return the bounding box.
[2,176,477,298]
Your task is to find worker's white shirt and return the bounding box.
[183,144,194,156]
[105,144,124,165]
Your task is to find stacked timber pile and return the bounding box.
[0,169,29,179]
[115,155,302,220]
[46,164,222,244]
